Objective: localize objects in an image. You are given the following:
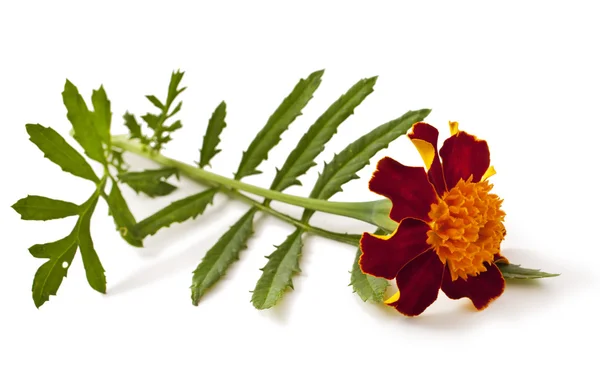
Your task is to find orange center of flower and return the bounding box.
[426,177,506,281]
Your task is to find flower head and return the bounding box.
[359,122,507,316]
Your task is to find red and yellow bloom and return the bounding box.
[359,122,507,316]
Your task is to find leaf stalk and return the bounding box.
[111,135,397,232]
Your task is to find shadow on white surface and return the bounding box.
[107,206,271,297]
[353,247,583,331]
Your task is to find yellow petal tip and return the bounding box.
[449,121,459,135]
[384,291,400,305]
[483,165,496,180]
[410,138,435,170]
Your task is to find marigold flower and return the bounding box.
[359,122,508,316]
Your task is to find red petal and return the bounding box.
[408,123,447,195]
[368,157,437,222]
[387,249,444,316]
[359,219,430,280]
[441,262,505,310]
[439,131,490,188]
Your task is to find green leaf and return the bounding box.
[91,86,112,144]
[270,76,377,192]
[124,112,144,141]
[165,120,182,132]
[125,180,176,198]
[105,179,143,247]
[26,124,99,183]
[146,95,165,110]
[350,228,388,302]
[252,229,303,309]
[132,188,217,238]
[29,234,77,259]
[252,79,378,309]
[12,195,79,220]
[199,101,227,168]
[168,101,182,118]
[31,231,78,308]
[191,208,257,305]
[118,167,179,197]
[497,263,560,280]
[76,192,106,293]
[234,70,324,180]
[142,113,160,131]
[166,70,186,109]
[62,80,106,163]
[303,109,431,220]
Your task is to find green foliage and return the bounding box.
[497,263,560,279]
[251,229,303,309]
[91,86,112,144]
[132,188,217,239]
[31,232,78,308]
[19,82,115,307]
[118,167,179,197]
[191,208,256,305]
[28,188,107,307]
[234,70,324,180]
[62,80,106,163]
[105,179,143,247]
[166,71,186,108]
[12,195,79,220]
[123,112,144,142]
[76,192,106,293]
[303,109,431,220]
[270,76,377,192]
[350,228,388,302]
[249,76,378,309]
[26,124,99,182]
[124,70,186,151]
[29,233,77,259]
[199,101,227,168]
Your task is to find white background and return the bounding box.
[1,1,599,387]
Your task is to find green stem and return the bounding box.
[224,189,360,246]
[112,135,396,231]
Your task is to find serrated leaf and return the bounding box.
[350,228,388,302]
[118,168,179,182]
[252,229,303,309]
[142,113,160,131]
[125,179,176,197]
[270,76,377,192]
[29,234,76,259]
[497,263,560,280]
[62,80,106,163]
[234,70,324,180]
[76,192,105,293]
[303,109,431,220]
[166,120,182,132]
[168,101,182,118]
[252,79,378,309]
[191,208,257,305]
[146,95,165,110]
[132,188,217,238]
[106,179,143,247]
[166,70,186,108]
[91,86,111,144]
[199,101,227,168]
[12,195,79,220]
[124,112,143,140]
[26,124,99,183]
[118,167,179,197]
[31,231,78,308]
